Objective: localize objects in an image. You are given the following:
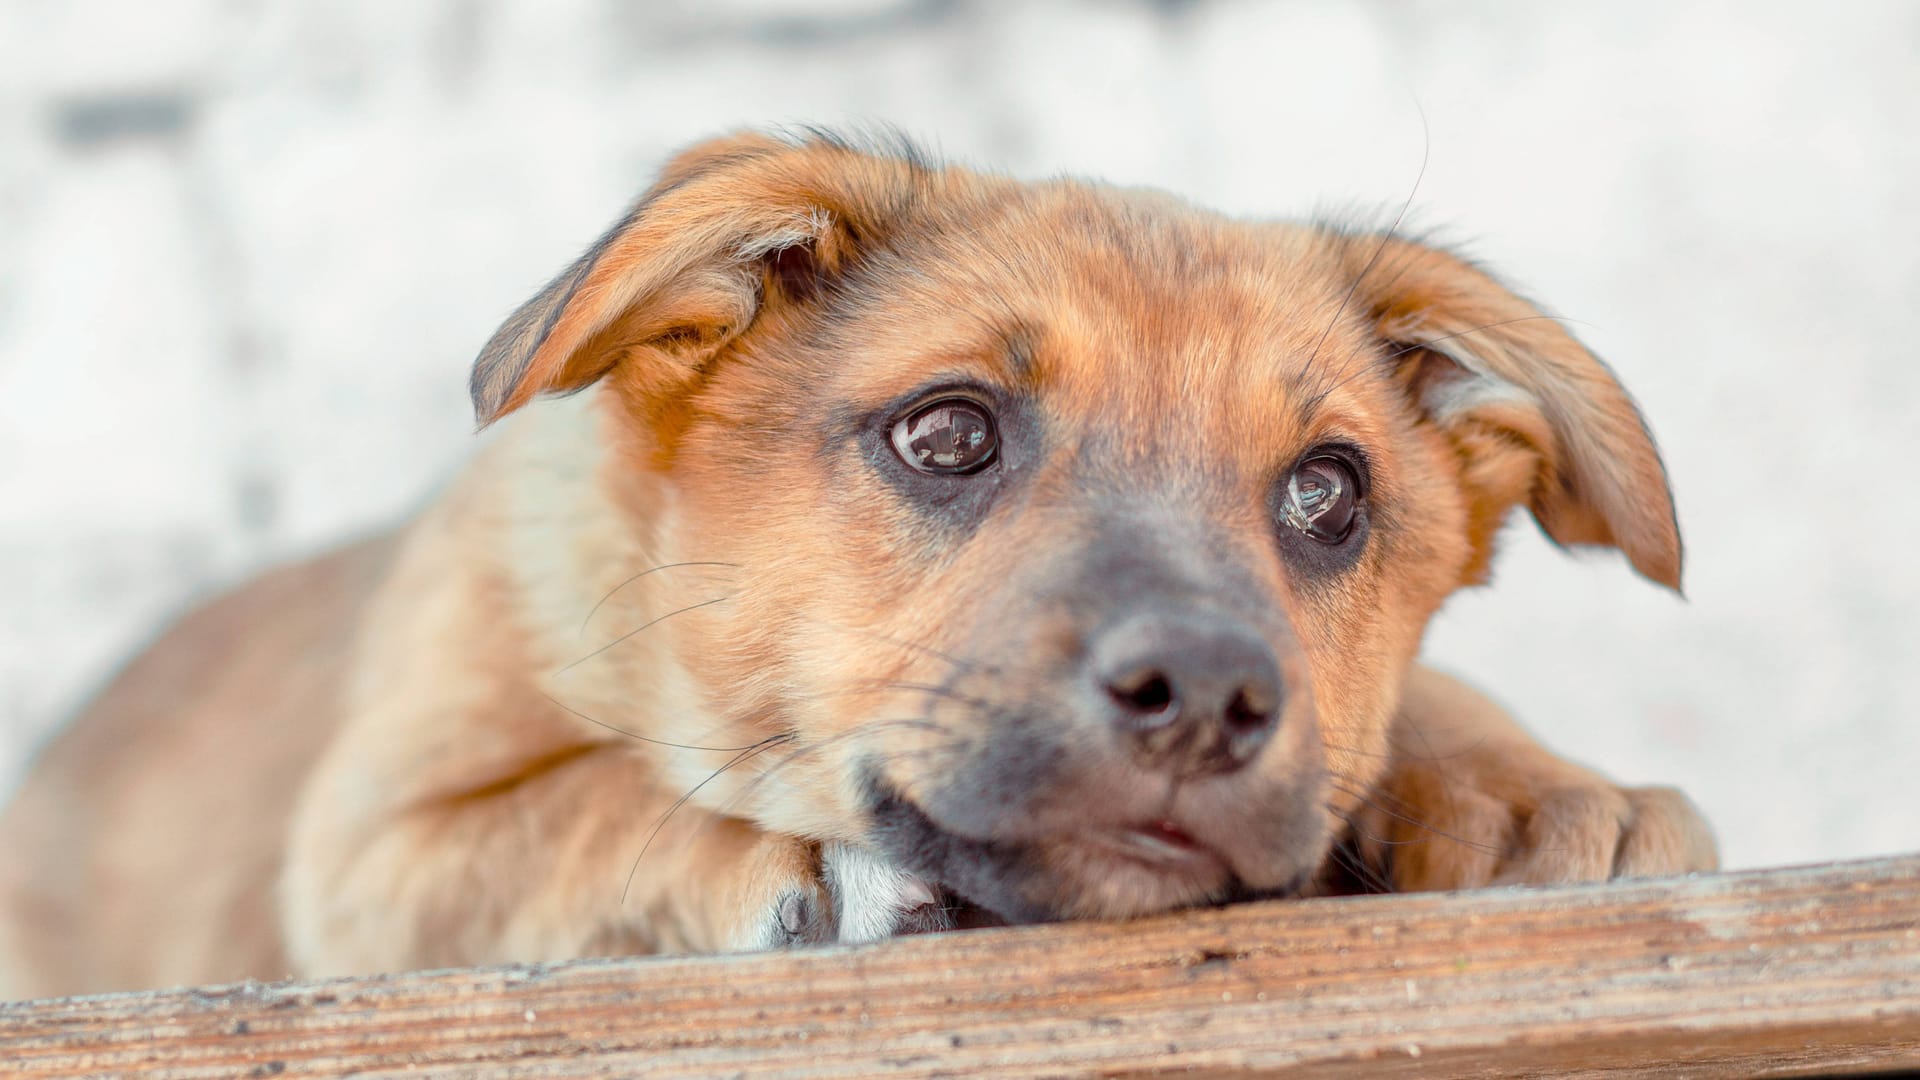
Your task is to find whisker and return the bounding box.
[541,692,775,753]
[835,626,998,675]
[1319,741,1396,762]
[1383,731,1493,764]
[1318,827,1395,895]
[1327,780,1514,857]
[787,680,988,708]
[579,561,739,636]
[1326,805,1449,849]
[645,718,962,893]
[560,595,731,674]
[1301,313,1597,408]
[702,716,961,827]
[867,680,999,711]
[1396,716,1465,850]
[620,732,794,907]
[1301,104,1430,392]
[1379,315,1591,364]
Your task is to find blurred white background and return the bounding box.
[1,0,1915,872]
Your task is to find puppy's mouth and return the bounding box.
[1092,820,1227,874]
[864,777,1296,924]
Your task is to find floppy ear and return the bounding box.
[1344,238,1683,591]
[469,130,924,426]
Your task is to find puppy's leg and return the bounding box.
[283,744,951,973]
[284,745,794,973]
[1346,666,1718,892]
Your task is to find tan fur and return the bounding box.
[0,131,1714,998]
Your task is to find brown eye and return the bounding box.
[1281,456,1359,543]
[890,398,998,474]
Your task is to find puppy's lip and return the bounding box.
[1088,820,1230,875]
[866,776,1240,922]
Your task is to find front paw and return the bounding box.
[730,838,951,951]
[724,835,837,951]
[1352,753,1719,893]
[821,841,952,944]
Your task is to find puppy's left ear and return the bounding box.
[1345,238,1683,591]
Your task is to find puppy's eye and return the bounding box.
[1281,456,1358,543]
[889,399,998,475]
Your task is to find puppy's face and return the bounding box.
[475,133,1681,923]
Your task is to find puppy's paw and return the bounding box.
[822,841,952,944]
[726,838,950,951]
[1353,750,1719,893]
[724,836,837,952]
[1498,783,1719,885]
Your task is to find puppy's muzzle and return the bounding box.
[1089,610,1282,777]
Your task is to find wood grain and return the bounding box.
[4,856,1918,1078]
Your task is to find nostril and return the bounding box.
[1108,670,1176,715]
[1223,686,1275,735]
[1088,611,1286,766]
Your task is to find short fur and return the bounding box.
[0,131,1714,997]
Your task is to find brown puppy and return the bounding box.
[0,130,1716,998]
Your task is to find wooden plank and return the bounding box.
[4,856,1918,1078]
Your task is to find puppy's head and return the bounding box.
[474,130,1680,923]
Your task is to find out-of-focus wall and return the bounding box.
[2,0,1916,869]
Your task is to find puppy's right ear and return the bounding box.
[470,130,925,426]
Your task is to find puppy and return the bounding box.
[0,130,1716,998]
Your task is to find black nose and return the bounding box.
[1088,611,1283,776]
